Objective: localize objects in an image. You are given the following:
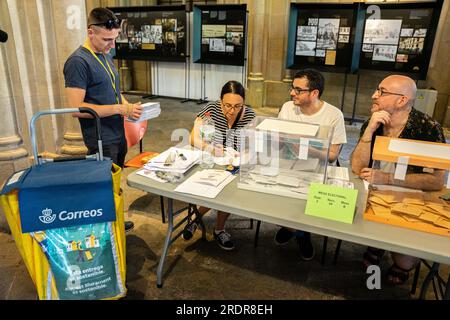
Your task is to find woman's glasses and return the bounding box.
[223,104,243,111]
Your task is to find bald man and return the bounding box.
[351,75,446,285]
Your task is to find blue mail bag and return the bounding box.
[16,159,116,233]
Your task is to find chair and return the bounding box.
[124,119,168,222]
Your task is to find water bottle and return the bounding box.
[199,112,215,169]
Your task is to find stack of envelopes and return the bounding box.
[367,190,450,231]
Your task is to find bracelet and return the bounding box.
[122,104,133,117]
[360,138,372,143]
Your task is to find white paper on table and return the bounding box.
[189,169,231,187]
[394,156,409,181]
[144,147,201,173]
[388,139,450,160]
[136,169,168,183]
[256,118,319,136]
[326,166,350,181]
[174,171,236,198]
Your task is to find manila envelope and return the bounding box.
[370,204,392,218]
[425,204,450,219]
[369,196,390,207]
[370,192,397,204]
[418,211,440,223]
[400,214,421,223]
[391,203,423,217]
[403,197,425,206]
[434,217,450,229]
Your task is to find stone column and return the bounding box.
[0,44,29,174]
[0,1,28,232]
[246,0,268,109]
[282,1,293,85]
[52,0,89,155]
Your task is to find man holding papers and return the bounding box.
[351,74,446,285]
[275,69,347,261]
[64,7,143,232]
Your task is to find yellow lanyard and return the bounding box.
[83,39,119,104]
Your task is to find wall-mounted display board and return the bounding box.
[358,1,443,79]
[192,4,247,66]
[109,5,187,62]
[286,3,358,73]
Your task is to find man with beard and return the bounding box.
[351,74,446,285]
[274,69,347,261]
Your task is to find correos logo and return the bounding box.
[39,208,57,224]
[59,209,103,221]
[38,208,103,224]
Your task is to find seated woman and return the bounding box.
[182,80,256,251]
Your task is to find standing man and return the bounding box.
[351,75,446,285]
[64,7,143,232]
[275,69,347,260]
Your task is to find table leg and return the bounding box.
[419,262,440,300]
[444,274,450,300]
[156,198,174,288]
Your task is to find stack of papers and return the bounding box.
[126,102,161,123]
[144,147,201,173]
[174,169,235,198]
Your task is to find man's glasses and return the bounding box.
[89,18,121,30]
[290,86,311,95]
[375,87,405,97]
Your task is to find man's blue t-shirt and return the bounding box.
[64,46,124,148]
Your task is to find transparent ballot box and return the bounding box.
[237,116,333,199]
[365,136,450,237]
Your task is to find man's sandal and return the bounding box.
[363,247,385,269]
[386,263,415,285]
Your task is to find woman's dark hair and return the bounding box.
[220,80,245,100]
[294,68,325,98]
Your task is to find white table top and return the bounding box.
[127,166,450,265]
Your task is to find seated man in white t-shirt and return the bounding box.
[275,69,347,260]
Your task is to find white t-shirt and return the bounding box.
[278,100,347,145]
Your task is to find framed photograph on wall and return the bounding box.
[109,5,187,62]
[359,1,443,79]
[286,3,358,73]
[193,4,247,66]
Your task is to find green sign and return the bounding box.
[305,183,358,224]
